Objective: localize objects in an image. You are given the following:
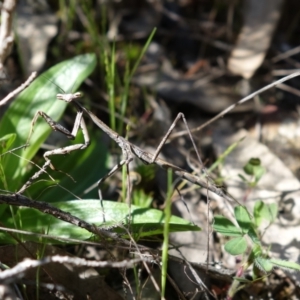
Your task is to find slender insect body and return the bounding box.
[130,145,147,161]
[19,86,236,206]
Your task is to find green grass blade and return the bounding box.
[128,28,157,79]
[161,169,173,298]
[208,136,245,173]
[0,134,16,190]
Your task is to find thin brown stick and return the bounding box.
[0,72,37,106]
[272,45,300,63]
[0,255,142,284]
[0,193,130,246]
[0,0,16,70]
[169,71,300,140]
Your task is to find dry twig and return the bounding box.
[0,255,142,284]
[0,71,37,106]
[0,0,16,72]
[0,193,130,246]
[170,71,300,139]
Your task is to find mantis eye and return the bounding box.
[56,92,83,102]
[74,92,83,98]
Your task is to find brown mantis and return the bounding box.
[18,86,235,205]
[18,70,300,206]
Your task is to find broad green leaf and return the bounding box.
[255,257,273,272]
[213,215,243,236]
[254,201,267,227]
[243,158,265,184]
[26,130,109,202]
[0,53,96,191]
[224,237,247,255]
[254,201,278,227]
[234,206,251,233]
[270,258,300,272]
[253,165,266,183]
[0,200,201,243]
[243,158,261,175]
